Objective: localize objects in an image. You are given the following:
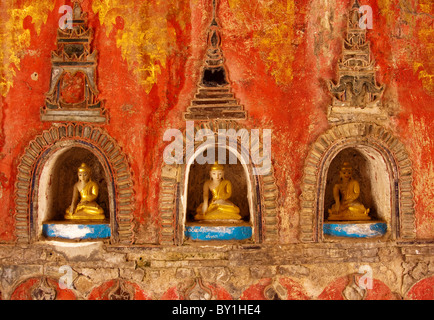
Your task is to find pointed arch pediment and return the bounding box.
[300,122,415,242]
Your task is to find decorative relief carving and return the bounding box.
[184,277,213,300]
[299,122,415,242]
[305,1,415,242]
[263,278,288,300]
[31,277,57,300]
[183,0,247,121]
[327,0,387,124]
[342,274,367,300]
[40,1,106,123]
[14,124,135,244]
[159,120,279,245]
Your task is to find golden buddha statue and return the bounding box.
[194,162,242,221]
[64,163,105,220]
[327,162,370,221]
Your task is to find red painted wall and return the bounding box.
[0,0,433,243]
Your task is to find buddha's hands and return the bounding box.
[202,203,208,214]
[332,202,340,214]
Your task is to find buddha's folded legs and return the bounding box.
[65,202,105,220]
[195,202,242,220]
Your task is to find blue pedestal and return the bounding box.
[43,220,111,240]
[323,221,387,238]
[185,223,252,241]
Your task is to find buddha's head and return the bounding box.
[210,162,224,182]
[77,163,91,183]
[339,162,353,181]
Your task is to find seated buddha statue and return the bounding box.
[194,162,242,221]
[327,162,370,221]
[64,163,105,220]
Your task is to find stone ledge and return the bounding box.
[184,223,252,241]
[115,242,434,267]
[323,221,387,238]
[42,220,111,240]
[2,241,432,264]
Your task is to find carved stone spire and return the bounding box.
[41,1,106,123]
[327,0,387,123]
[183,0,247,121]
[200,0,228,88]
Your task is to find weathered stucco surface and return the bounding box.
[0,0,433,300]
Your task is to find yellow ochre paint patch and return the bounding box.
[378,0,433,94]
[92,0,180,93]
[228,0,297,85]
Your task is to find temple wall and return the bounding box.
[0,0,433,300]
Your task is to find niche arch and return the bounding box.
[158,120,279,245]
[37,144,112,232]
[300,122,415,242]
[14,124,135,244]
[185,145,251,224]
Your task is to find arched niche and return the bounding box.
[37,145,112,238]
[185,147,250,223]
[300,122,415,242]
[324,147,392,221]
[322,145,392,238]
[14,124,135,244]
[182,143,254,241]
[158,120,279,245]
